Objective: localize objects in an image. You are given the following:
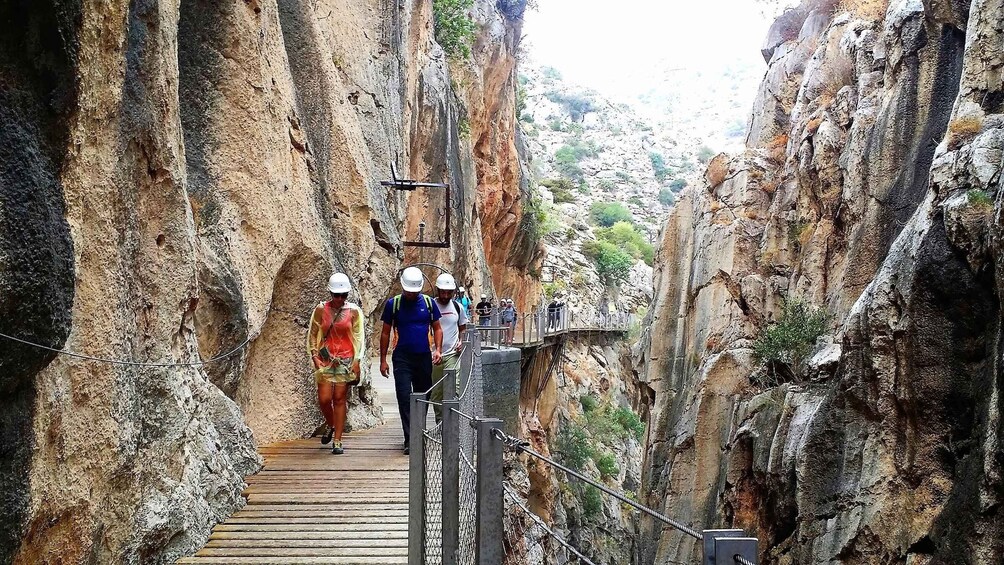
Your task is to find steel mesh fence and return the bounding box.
[424,422,444,565]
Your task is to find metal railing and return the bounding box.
[409,328,759,565]
[473,306,634,348]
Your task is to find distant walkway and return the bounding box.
[178,375,408,565]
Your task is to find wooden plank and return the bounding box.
[214,523,408,532]
[206,539,407,549]
[196,547,406,557]
[231,505,408,512]
[224,517,407,525]
[210,531,407,541]
[232,511,407,517]
[178,553,405,561]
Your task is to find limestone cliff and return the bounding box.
[0,0,534,563]
[641,0,1004,563]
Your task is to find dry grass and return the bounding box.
[947,116,984,149]
[798,222,815,248]
[706,154,730,188]
[709,200,725,213]
[836,0,890,20]
[766,134,789,166]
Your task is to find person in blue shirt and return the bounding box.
[457,286,472,317]
[379,267,443,454]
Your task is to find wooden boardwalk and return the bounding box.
[179,375,409,565]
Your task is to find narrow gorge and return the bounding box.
[641,0,1004,563]
[1,0,1002,564]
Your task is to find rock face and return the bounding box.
[0,0,532,563]
[641,0,1004,563]
[516,338,648,565]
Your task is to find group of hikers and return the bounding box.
[306,267,506,456]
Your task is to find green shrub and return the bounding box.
[670,178,688,191]
[658,188,675,206]
[581,485,602,520]
[589,202,633,227]
[542,280,568,300]
[432,0,477,60]
[697,145,715,163]
[753,298,830,380]
[613,407,645,441]
[649,152,670,180]
[556,423,593,471]
[553,140,598,182]
[967,188,993,208]
[595,453,619,479]
[596,221,654,266]
[597,179,615,192]
[519,193,558,244]
[582,240,634,283]
[579,394,598,413]
[545,92,597,121]
[547,118,564,131]
[541,66,562,80]
[541,177,576,204]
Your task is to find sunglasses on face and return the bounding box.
[332,293,348,299]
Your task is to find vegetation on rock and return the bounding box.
[432,0,477,59]
[753,298,830,382]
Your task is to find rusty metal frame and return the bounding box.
[381,162,451,248]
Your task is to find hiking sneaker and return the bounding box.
[331,441,344,455]
[321,425,333,445]
[403,444,410,455]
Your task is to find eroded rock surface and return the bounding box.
[641,1,1004,563]
[0,0,533,563]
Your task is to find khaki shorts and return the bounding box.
[315,357,355,385]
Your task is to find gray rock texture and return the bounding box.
[641,0,1004,563]
[0,0,533,563]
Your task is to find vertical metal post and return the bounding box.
[409,393,429,565]
[459,330,473,394]
[443,368,458,401]
[475,418,504,565]
[442,399,461,565]
[702,529,745,565]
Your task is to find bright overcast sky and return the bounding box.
[522,0,777,98]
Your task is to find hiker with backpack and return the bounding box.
[379,267,443,454]
[427,273,468,422]
[307,273,365,455]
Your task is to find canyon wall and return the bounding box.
[641,0,1003,563]
[0,0,534,563]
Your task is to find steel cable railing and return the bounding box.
[409,326,758,565]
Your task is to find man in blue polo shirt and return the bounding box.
[379,267,443,454]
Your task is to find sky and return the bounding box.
[521,0,779,99]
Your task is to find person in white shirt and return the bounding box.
[428,272,468,422]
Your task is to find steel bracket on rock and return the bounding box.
[381,162,451,248]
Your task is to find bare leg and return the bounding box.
[333,383,349,441]
[317,382,336,427]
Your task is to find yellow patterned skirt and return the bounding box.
[315,357,356,385]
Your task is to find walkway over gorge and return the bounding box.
[177,374,413,565]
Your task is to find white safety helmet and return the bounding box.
[481,294,487,299]
[458,286,466,293]
[327,272,352,293]
[435,273,457,290]
[400,266,425,292]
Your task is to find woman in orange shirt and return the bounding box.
[307,273,365,455]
